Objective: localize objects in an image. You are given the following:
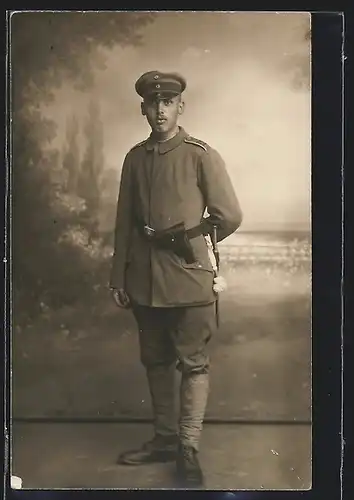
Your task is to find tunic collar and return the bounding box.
[145,127,188,154]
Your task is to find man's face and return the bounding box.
[141,94,184,135]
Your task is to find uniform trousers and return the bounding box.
[132,302,216,451]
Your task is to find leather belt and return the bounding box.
[140,221,207,243]
[135,217,210,264]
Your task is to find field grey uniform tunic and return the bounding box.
[110,127,242,305]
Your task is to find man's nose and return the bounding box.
[156,100,165,112]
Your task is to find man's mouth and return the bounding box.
[156,117,167,125]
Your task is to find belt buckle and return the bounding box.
[144,225,156,239]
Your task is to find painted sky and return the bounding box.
[44,11,311,231]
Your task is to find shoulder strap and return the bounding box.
[129,139,148,152]
[184,136,208,152]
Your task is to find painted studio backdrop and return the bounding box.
[11,12,311,426]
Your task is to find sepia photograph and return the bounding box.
[9,10,312,490]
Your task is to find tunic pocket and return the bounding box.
[179,235,214,273]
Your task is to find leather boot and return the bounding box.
[176,442,204,488]
[117,434,178,465]
[179,372,209,450]
[117,364,178,465]
[147,364,178,437]
[176,372,209,487]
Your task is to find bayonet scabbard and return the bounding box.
[211,225,220,328]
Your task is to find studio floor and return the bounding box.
[11,422,311,490]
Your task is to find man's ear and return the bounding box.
[141,102,146,116]
[178,99,185,116]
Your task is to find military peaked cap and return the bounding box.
[135,70,187,98]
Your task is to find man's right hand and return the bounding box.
[111,288,131,309]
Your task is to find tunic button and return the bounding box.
[156,84,160,88]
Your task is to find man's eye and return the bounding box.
[163,99,173,105]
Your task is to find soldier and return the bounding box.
[110,70,242,488]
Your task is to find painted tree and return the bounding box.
[278,21,311,91]
[78,100,105,241]
[62,114,81,193]
[10,11,155,317]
